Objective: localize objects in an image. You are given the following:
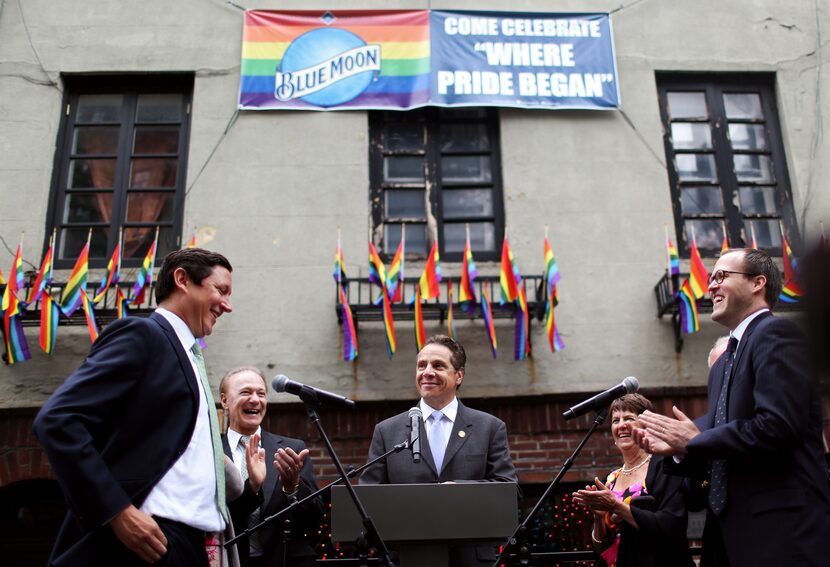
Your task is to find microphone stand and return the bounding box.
[492,407,609,567]
[226,390,398,567]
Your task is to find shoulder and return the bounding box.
[263,429,306,450]
[375,410,409,430]
[458,402,504,427]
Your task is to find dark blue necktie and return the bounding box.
[709,336,738,515]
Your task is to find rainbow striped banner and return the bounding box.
[480,286,497,358]
[413,287,426,350]
[4,302,31,364]
[418,241,441,300]
[339,286,358,361]
[688,237,709,299]
[678,278,700,334]
[40,293,58,354]
[60,241,90,317]
[459,237,477,313]
[239,11,618,111]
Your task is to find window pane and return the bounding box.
[63,193,113,223]
[684,219,723,249]
[728,124,768,151]
[442,189,494,219]
[134,126,180,154]
[385,156,424,181]
[667,92,708,119]
[739,186,778,215]
[126,192,175,222]
[744,219,782,249]
[76,94,123,123]
[384,223,427,255]
[123,226,174,259]
[73,126,120,155]
[441,123,490,151]
[385,189,425,219]
[60,227,109,260]
[386,122,424,152]
[733,154,774,183]
[441,156,492,182]
[130,158,178,188]
[679,187,724,214]
[723,93,763,120]
[136,94,183,122]
[69,159,116,188]
[671,123,712,150]
[444,222,495,253]
[676,154,717,181]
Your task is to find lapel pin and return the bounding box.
[458,430,466,438]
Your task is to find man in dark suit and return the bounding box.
[634,248,830,567]
[220,366,323,567]
[33,248,234,567]
[361,335,518,565]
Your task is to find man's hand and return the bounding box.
[109,504,167,563]
[246,432,266,493]
[633,406,700,456]
[274,447,309,494]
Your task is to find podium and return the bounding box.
[331,483,518,567]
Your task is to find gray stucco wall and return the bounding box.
[1,0,827,407]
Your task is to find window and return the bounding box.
[46,74,193,267]
[369,108,504,261]
[657,74,798,256]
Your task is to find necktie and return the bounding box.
[428,410,448,473]
[709,336,738,515]
[191,343,228,522]
[237,436,262,551]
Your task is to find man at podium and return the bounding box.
[361,335,518,565]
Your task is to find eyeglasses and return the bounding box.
[707,269,760,285]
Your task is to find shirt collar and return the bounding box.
[228,426,261,449]
[420,397,458,423]
[155,307,196,352]
[731,308,769,344]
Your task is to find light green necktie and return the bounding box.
[191,343,228,522]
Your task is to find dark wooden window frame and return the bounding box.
[45,73,194,269]
[369,108,505,262]
[657,72,799,257]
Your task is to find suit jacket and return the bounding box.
[222,430,323,567]
[33,312,202,567]
[360,400,518,566]
[674,312,830,567]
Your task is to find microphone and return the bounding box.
[562,377,640,420]
[271,375,356,409]
[408,407,422,463]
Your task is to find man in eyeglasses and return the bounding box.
[633,248,830,567]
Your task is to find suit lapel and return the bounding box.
[150,312,199,401]
[732,311,770,373]
[441,402,471,474]
[261,431,281,510]
[222,435,232,459]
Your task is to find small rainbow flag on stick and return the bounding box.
[688,229,709,299]
[413,287,426,350]
[544,233,564,352]
[27,231,55,306]
[459,229,477,313]
[2,239,25,312]
[4,302,31,364]
[116,288,128,319]
[720,222,729,256]
[499,237,521,305]
[678,278,700,334]
[664,226,680,277]
[60,232,90,317]
[480,286,497,359]
[446,279,456,339]
[39,293,58,354]
[418,241,441,300]
[93,231,121,304]
[387,227,405,302]
[128,228,159,306]
[80,289,99,343]
[381,285,396,358]
[514,287,530,360]
[338,286,358,361]
[333,236,348,288]
[778,227,804,304]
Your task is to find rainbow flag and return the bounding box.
[514,287,530,360]
[678,278,699,334]
[413,287,426,350]
[499,238,521,305]
[688,237,709,299]
[381,285,396,358]
[59,241,89,317]
[368,241,387,288]
[749,224,758,249]
[128,232,158,305]
[80,289,98,343]
[338,286,358,361]
[39,293,58,354]
[418,241,441,300]
[666,235,680,276]
[26,240,54,306]
[0,268,4,285]
[779,233,804,303]
[2,243,24,312]
[387,233,405,302]
[93,241,121,304]
[240,10,431,111]
[446,279,456,339]
[186,234,197,249]
[480,286,497,358]
[720,227,729,256]
[333,239,348,288]
[544,237,561,293]
[459,236,477,313]
[545,295,565,352]
[4,301,31,364]
[116,287,128,319]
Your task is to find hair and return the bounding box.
[423,334,466,372]
[722,248,782,309]
[609,393,654,416]
[708,336,730,368]
[154,248,232,303]
[219,366,267,395]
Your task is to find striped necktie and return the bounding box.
[709,336,738,515]
[191,343,228,522]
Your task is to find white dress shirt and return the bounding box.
[139,307,225,532]
[419,397,458,453]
